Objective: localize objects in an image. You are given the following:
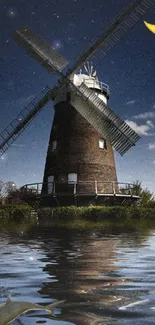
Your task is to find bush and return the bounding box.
[37,205,155,229]
[0,205,32,220]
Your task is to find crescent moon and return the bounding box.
[144,21,155,34]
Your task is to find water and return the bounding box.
[1,226,155,324]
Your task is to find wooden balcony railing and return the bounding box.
[21,181,139,197]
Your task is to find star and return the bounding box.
[52,40,62,49]
[68,36,73,42]
[69,22,76,28]
[7,9,16,17]
[53,13,60,19]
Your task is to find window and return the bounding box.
[68,173,77,184]
[52,140,57,151]
[99,139,106,149]
[47,175,54,194]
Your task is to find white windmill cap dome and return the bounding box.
[73,63,109,95]
[73,73,101,91]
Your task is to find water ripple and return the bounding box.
[0,228,155,324]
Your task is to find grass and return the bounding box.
[0,204,37,231]
[0,204,33,220]
[0,204,155,231]
[38,205,155,230]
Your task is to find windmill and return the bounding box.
[0,0,152,206]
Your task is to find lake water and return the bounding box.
[1,226,155,324]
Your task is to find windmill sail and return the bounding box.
[67,0,152,75]
[0,87,51,156]
[13,26,69,73]
[78,83,139,143]
[68,82,140,155]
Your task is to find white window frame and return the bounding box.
[68,173,77,184]
[99,139,105,149]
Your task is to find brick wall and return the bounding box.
[43,100,118,185]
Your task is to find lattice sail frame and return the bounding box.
[0,87,51,156]
[66,0,152,74]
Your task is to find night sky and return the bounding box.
[0,0,155,192]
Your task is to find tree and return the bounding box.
[0,181,5,204]
[134,180,155,206]
[5,184,25,204]
[5,181,17,193]
[0,181,26,205]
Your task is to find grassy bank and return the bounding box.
[0,205,37,231]
[0,205,37,232]
[0,205,34,220]
[38,206,155,230]
[1,205,155,231]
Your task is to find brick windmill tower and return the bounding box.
[0,0,152,206]
[43,63,117,196]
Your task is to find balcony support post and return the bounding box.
[112,181,116,195]
[95,181,98,195]
[74,182,77,195]
[53,182,55,195]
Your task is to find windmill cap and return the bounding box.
[73,73,109,95]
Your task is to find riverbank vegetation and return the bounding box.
[0,204,155,232]
[133,180,155,207]
[0,205,33,220]
[0,205,37,231]
[37,181,155,229]
[0,179,154,231]
[37,205,155,229]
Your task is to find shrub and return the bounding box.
[0,205,32,220]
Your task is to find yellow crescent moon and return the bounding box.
[144,21,155,34]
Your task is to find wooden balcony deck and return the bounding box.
[20,181,140,208]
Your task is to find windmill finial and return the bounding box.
[83,61,97,78]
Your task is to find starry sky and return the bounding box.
[0,0,155,192]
